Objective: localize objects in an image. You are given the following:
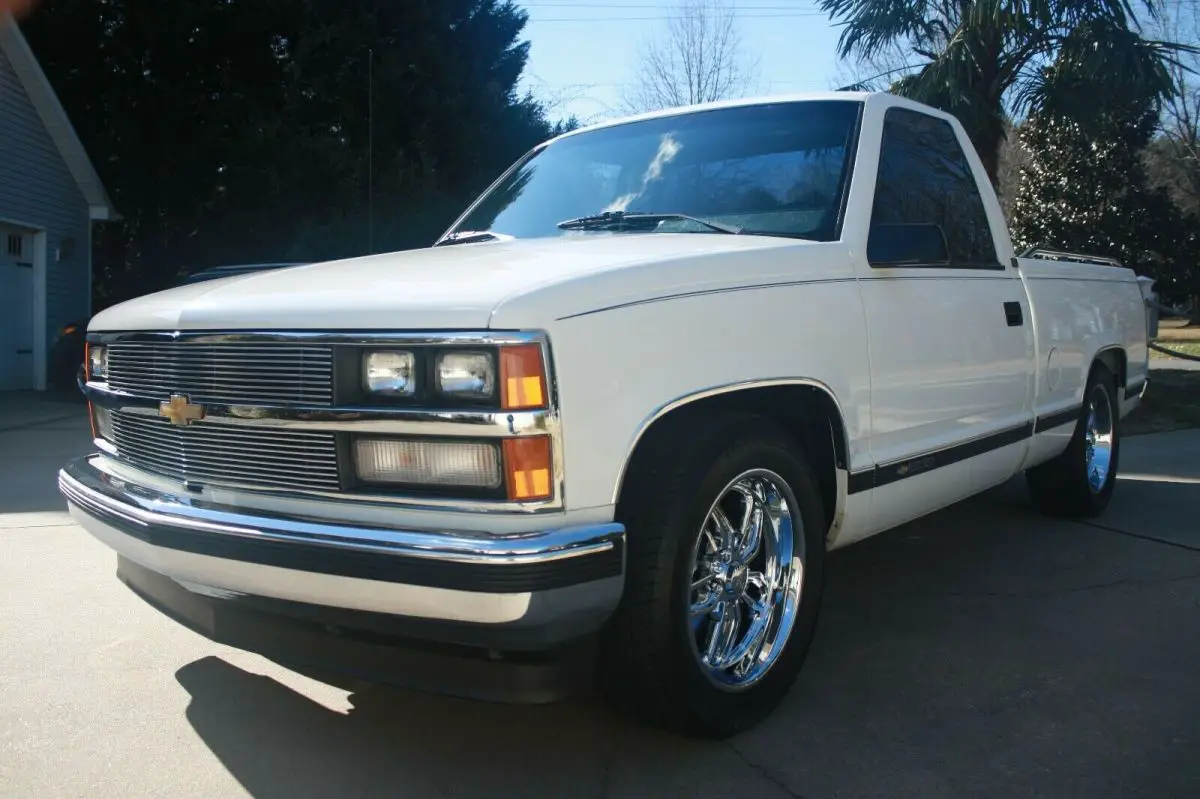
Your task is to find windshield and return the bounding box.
[446,99,862,243]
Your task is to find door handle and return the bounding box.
[1004,301,1023,327]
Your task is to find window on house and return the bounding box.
[6,234,22,258]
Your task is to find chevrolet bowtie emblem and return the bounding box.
[159,394,206,426]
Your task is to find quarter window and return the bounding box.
[868,107,999,268]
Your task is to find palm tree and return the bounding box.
[818,0,1193,185]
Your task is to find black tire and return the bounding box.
[599,411,826,738]
[1026,363,1121,518]
[48,329,85,391]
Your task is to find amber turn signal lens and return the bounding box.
[499,344,547,410]
[502,436,553,501]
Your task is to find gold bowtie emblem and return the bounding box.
[159,394,206,426]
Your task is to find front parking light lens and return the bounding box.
[355,438,501,488]
[364,351,416,396]
[500,344,547,410]
[502,436,553,500]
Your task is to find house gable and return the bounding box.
[0,21,106,389]
[0,16,114,220]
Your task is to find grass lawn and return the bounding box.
[1121,318,1200,436]
[1150,319,1200,360]
[1157,318,1200,338]
[1150,341,1200,360]
[1124,368,1200,435]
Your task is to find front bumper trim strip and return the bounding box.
[59,456,624,593]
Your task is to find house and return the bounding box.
[0,16,115,391]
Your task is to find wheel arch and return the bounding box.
[1092,345,1127,390]
[612,379,851,535]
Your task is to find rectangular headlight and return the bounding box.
[355,438,501,488]
[88,345,108,380]
[435,351,494,399]
[364,351,416,396]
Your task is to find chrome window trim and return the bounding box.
[84,329,566,514]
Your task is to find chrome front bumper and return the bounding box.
[59,456,625,647]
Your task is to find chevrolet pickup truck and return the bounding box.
[61,92,1150,738]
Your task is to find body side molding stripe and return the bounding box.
[559,272,1037,321]
[557,277,858,321]
[1033,406,1081,434]
[848,404,1083,494]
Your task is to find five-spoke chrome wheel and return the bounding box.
[1084,383,1115,493]
[687,469,804,691]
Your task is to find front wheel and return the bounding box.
[1027,363,1120,518]
[600,413,826,738]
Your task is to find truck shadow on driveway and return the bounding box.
[174,475,1200,799]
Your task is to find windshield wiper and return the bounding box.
[434,230,513,247]
[557,211,742,235]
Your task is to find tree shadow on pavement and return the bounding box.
[175,475,1200,799]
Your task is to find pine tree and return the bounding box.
[20,0,570,306]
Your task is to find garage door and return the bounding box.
[0,226,35,391]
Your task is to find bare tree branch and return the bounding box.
[1144,0,1200,216]
[622,0,760,114]
[521,74,597,123]
[828,38,918,91]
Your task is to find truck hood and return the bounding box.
[88,233,803,332]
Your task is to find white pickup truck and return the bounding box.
[61,92,1151,738]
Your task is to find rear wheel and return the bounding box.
[1026,363,1120,518]
[600,412,826,738]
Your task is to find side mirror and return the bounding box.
[867,223,950,267]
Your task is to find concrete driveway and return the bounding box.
[2,397,1199,798]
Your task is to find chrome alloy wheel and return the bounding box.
[1084,383,1115,493]
[687,469,804,691]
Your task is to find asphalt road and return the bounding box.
[3,395,1200,799]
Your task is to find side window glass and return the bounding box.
[869,108,999,268]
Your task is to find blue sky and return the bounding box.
[517,0,851,124]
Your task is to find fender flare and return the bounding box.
[609,376,853,506]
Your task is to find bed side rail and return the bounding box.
[1019,247,1124,268]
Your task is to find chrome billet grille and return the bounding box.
[106,341,334,407]
[110,410,340,492]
